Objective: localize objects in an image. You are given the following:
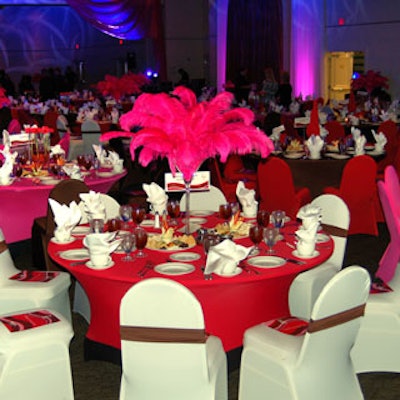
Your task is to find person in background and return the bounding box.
[65,66,78,92]
[275,70,292,110]
[176,68,190,87]
[233,67,251,104]
[261,67,278,108]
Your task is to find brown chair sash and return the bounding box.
[320,223,348,238]
[120,326,208,343]
[307,304,366,334]
[0,240,7,254]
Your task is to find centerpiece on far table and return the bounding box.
[100,86,274,233]
[24,125,54,174]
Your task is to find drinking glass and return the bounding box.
[230,201,240,216]
[134,227,148,258]
[119,204,132,229]
[219,203,232,220]
[90,218,104,233]
[203,233,218,255]
[257,210,270,227]
[131,205,147,226]
[121,233,136,261]
[167,200,180,226]
[249,225,264,255]
[83,155,93,171]
[263,227,278,255]
[271,210,285,229]
[13,163,23,180]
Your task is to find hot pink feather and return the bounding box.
[101,87,273,181]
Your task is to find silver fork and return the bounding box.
[137,261,154,278]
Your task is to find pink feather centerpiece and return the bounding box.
[100,86,273,181]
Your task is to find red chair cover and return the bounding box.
[222,155,257,191]
[324,120,345,143]
[58,132,70,157]
[376,120,399,176]
[208,158,238,202]
[257,156,311,219]
[323,155,378,235]
[7,118,21,134]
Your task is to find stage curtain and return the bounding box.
[226,0,282,86]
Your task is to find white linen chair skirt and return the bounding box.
[180,185,227,212]
[0,309,74,400]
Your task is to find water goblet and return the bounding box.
[90,218,105,234]
[167,200,180,226]
[131,205,147,226]
[219,203,232,220]
[119,204,132,229]
[121,233,136,262]
[77,154,86,168]
[257,210,270,227]
[230,201,240,216]
[134,227,148,258]
[263,227,278,255]
[271,210,286,229]
[83,155,93,171]
[203,233,218,255]
[249,225,263,255]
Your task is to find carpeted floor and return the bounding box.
[10,222,400,399]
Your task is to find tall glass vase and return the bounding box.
[184,178,192,235]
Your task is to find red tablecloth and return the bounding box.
[48,216,333,352]
[0,170,126,243]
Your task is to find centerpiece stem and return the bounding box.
[184,178,191,235]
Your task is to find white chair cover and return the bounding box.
[119,278,227,400]
[0,228,72,322]
[81,120,101,155]
[180,185,227,212]
[288,194,350,319]
[0,308,74,400]
[239,266,370,400]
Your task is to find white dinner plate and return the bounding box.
[190,210,214,217]
[316,233,330,243]
[292,250,320,259]
[154,262,195,276]
[187,217,207,225]
[284,152,304,159]
[324,153,350,160]
[50,236,76,245]
[247,256,286,268]
[214,267,242,277]
[59,249,90,261]
[85,260,115,270]
[140,219,154,227]
[72,225,91,235]
[366,149,385,156]
[364,144,375,151]
[40,178,60,185]
[169,252,201,262]
[96,171,114,178]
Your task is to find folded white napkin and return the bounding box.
[354,135,366,155]
[0,145,17,182]
[79,190,106,220]
[204,240,252,275]
[92,144,108,165]
[295,220,319,256]
[48,199,82,242]
[351,126,362,140]
[83,232,121,255]
[236,181,258,217]
[371,129,387,153]
[297,203,322,230]
[270,125,285,142]
[62,164,83,181]
[305,134,324,159]
[143,182,168,214]
[106,150,124,173]
[50,144,65,158]
[289,101,300,114]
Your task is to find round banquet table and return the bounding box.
[0,169,126,243]
[48,214,333,363]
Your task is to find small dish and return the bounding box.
[284,152,304,159]
[292,250,320,259]
[324,153,350,160]
[154,262,195,276]
[169,252,201,262]
[316,233,330,243]
[50,236,76,245]
[96,171,114,178]
[72,225,91,235]
[85,260,115,270]
[59,249,89,261]
[40,178,60,186]
[247,256,286,268]
[214,267,242,277]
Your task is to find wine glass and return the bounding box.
[121,233,136,261]
[219,203,232,220]
[263,227,278,255]
[77,154,86,168]
[249,225,263,255]
[131,205,147,226]
[271,210,285,229]
[257,210,270,227]
[134,227,148,258]
[83,155,93,171]
[230,201,240,216]
[167,200,180,226]
[119,204,132,230]
[13,163,23,180]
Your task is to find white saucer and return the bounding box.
[316,233,330,243]
[169,252,201,262]
[284,152,304,159]
[154,262,195,276]
[214,268,242,277]
[85,260,115,270]
[50,236,76,245]
[292,250,320,259]
[190,210,214,217]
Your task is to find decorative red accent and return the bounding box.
[0,310,60,332]
[9,270,60,283]
[338,18,345,26]
[370,280,393,294]
[264,316,309,336]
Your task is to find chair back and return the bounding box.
[119,278,211,399]
[257,157,297,217]
[376,120,399,173]
[180,185,227,212]
[0,228,18,282]
[324,120,345,142]
[81,120,101,154]
[43,111,60,145]
[7,119,21,134]
[311,194,349,270]
[223,155,245,179]
[56,115,70,139]
[296,266,370,393]
[79,193,120,224]
[384,165,400,218]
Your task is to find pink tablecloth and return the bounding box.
[48,216,333,352]
[0,170,126,243]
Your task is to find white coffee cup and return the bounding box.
[90,252,111,267]
[296,240,315,257]
[54,228,72,243]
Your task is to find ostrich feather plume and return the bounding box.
[101,86,274,181]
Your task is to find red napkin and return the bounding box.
[370,278,393,294]
[264,316,309,336]
[306,100,320,137]
[9,270,60,282]
[0,310,60,332]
